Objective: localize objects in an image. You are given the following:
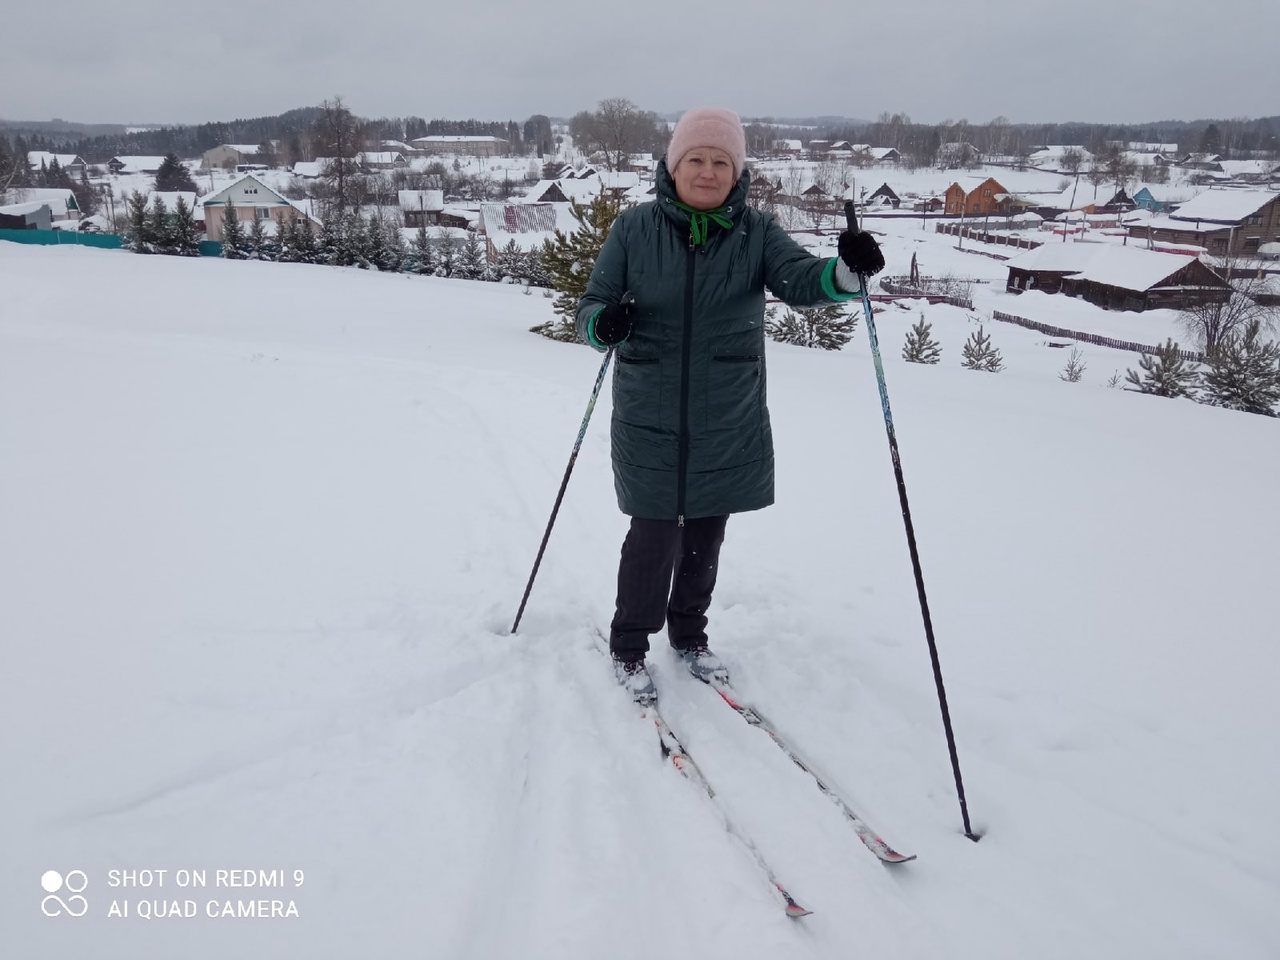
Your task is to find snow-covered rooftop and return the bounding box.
[1004,241,1211,292]
[1167,189,1279,224]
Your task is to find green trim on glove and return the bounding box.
[586,307,607,349]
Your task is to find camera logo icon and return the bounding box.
[41,870,89,918]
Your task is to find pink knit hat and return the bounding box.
[666,107,747,178]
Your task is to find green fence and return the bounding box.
[0,228,123,249]
[0,229,223,257]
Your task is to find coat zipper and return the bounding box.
[677,234,695,527]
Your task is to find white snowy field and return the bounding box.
[2,241,1278,960]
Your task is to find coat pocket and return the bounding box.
[613,353,662,429]
[705,354,763,436]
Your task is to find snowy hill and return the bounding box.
[2,241,1277,959]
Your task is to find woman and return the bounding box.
[576,107,885,699]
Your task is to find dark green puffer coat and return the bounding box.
[577,162,854,521]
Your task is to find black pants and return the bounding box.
[609,515,729,661]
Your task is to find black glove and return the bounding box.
[592,302,634,346]
[838,230,886,277]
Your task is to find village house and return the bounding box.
[4,187,81,222]
[944,177,1012,216]
[409,135,508,157]
[356,151,407,171]
[27,151,88,180]
[1130,184,1200,213]
[866,183,901,209]
[1004,243,1230,311]
[201,174,318,241]
[399,189,446,228]
[1125,189,1280,256]
[108,156,169,175]
[477,201,569,259]
[938,142,981,168]
[201,144,270,171]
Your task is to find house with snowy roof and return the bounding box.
[200,174,319,241]
[399,190,446,227]
[357,151,407,171]
[1126,189,1280,256]
[943,178,1012,216]
[866,183,901,208]
[477,201,581,259]
[1130,184,1201,213]
[27,151,87,179]
[1004,243,1229,311]
[108,156,168,175]
[201,144,270,171]
[4,187,80,221]
[0,200,54,230]
[1217,160,1280,185]
[409,135,508,158]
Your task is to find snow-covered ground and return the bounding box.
[2,240,1277,959]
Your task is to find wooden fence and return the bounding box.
[878,276,975,310]
[935,222,1044,252]
[991,310,1205,362]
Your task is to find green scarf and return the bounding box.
[672,199,734,246]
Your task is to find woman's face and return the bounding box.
[672,147,736,210]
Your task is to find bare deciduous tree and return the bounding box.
[569,98,666,172]
[312,96,366,220]
[1179,262,1279,355]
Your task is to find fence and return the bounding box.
[878,276,975,310]
[991,310,1205,362]
[0,228,123,250]
[0,228,223,257]
[934,222,1043,252]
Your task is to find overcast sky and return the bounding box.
[4,0,1278,128]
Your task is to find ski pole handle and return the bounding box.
[844,199,860,235]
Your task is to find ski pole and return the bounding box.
[845,200,979,842]
[511,344,615,634]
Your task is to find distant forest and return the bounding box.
[2,104,1278,165]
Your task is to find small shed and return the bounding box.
[0,201,53,230]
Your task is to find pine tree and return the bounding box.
[1199,320,1280,415]
[765,302,857,350]
[537,194,623,341]
[247,214,271,261]
[1059,346,1087,383]
[902,315,942,363]
[146,196,173,255]
[408,222,437,275]
[961,325,1004,372]
[294,217,320,264]
[153,153,197,193]
[317,215,343,266]
[376,217,405,272]
[220,202,248,259]
[345,213,371,269]
[1124,339,1198,397]
[494,239,526,283]
[456,231,488,279]
[171,196,200,256]
[124,190,153,253]
[524,247,553,289]
[365,213,387,270]
[436,230,459,277]
[275,213,296,262]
